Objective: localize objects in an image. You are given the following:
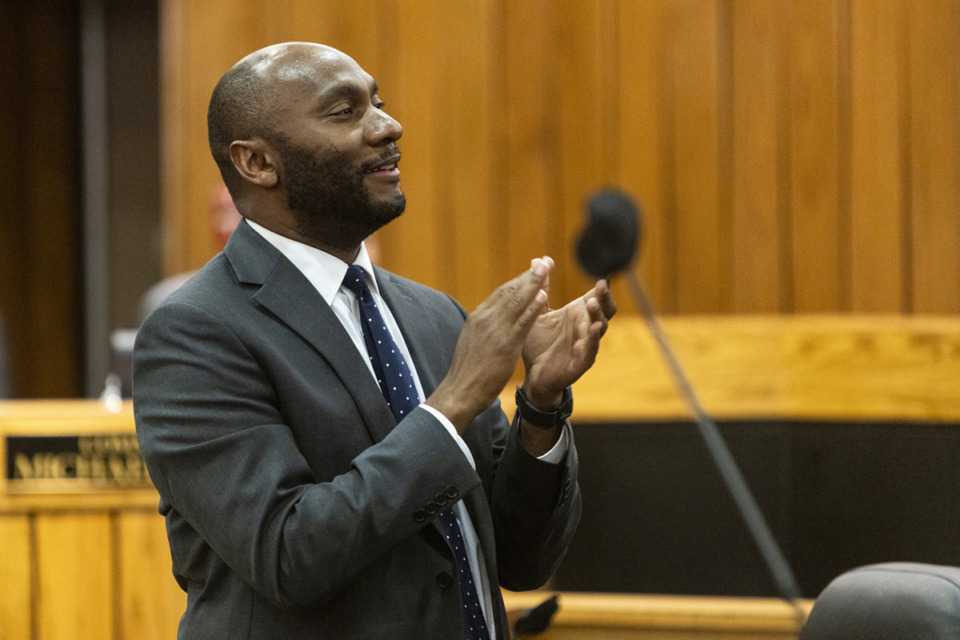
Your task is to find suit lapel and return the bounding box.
[225,222,397,443]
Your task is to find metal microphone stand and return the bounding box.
[624,267,806,625]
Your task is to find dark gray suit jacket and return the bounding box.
[133,221,581,639]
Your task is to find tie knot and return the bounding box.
[343,265,369,300]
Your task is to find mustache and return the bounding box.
[360,146,401,172]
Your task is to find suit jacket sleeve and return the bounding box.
[489,411,581,591]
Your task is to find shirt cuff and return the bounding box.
[537,422,570,464]
[419,403,477,470]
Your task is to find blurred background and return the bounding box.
[0,0,957,397]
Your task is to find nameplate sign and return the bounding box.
[4,433,152,492]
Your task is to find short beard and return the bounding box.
[275,136,405,251]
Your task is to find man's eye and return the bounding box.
[373,101,385,110]
[333,107,354,116]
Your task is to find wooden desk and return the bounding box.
[0,400,182,640]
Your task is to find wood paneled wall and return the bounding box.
[161,0,960,315]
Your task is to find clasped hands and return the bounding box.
[426,256,616,438]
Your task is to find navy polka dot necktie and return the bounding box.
[342,265,492,640]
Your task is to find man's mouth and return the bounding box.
[364,153,401,176]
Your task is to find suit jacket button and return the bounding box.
[437,572,454,590]
[445,485,459,499]
[424,502,438,516]
[435,493,449,507]
[413,509,427,523]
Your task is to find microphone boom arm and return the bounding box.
[624,268,804,613]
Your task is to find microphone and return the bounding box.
[574,188,804,617]
[575,189,642,279]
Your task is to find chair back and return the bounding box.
[800,562,960,639]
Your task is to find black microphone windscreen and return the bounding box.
[575,188,642,278]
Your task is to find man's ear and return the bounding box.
[229,139,279,188]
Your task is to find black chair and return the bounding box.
[800,562,960,639]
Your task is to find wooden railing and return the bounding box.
[551,314,960,423]
[503,591,813,640]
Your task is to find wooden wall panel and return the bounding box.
[118,511,184,640]
[160,0,960,317]
[908,0,960,313]
[160,0,271,273]
[35,514,113,640]
[262,0,386,63]
[788,0,844,312]
[849,0,906,312]
[667,1,726,313]
[555,0,617,305]
[0,505,181,638]
[732,0,788,313]
[388,0,503,309]
[437,1,502,309]
[389,2,447,292]
[0,516,31,640]
[502,0,563,285]
[618,0,668,309]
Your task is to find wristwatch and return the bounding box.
[515,385,573,429]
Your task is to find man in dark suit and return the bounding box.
[133,42,615,639]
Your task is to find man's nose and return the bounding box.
[367,108,402,144]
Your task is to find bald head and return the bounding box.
[206,43,360,197]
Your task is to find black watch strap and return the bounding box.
[515,386,573,429]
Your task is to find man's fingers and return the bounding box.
[517,289,549,332]
[598,280,617,319]
[483,257,552,317]
[534,256,554,295]
[584,279,616,320]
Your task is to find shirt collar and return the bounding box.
[245,219,379,305]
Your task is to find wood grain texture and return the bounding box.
[159,0,960,316]
[849,0,906,312]
[118,511,184,640]
[503,591,812,640]
[566,315,960,422]
[786,0,843,313]
[907,0,960,313]
[732,0,788,313]
[666,0,725,313]
[35,514,113,640]
[0,516,32,640]
[617,0,667,311]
